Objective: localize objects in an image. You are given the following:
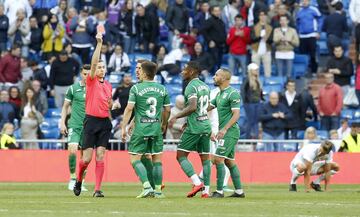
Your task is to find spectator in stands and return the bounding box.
[0,123,17,149]
[20,57,32,82]
[241,0,268,27]
[119,0,137,54]
[329,129,339,139]
[69,7,95,64]
[55,0,68,27]
[153,44,167,68]
[227,14,250,76]
[65,7,77,38]
[158,45,187,80]
[112,73,133,117]
[300,82,318,130]
[221,0,240,32]
[107,0,122,25]
[108,44,131,74]
[201,5,227,72]
[100,43,111,71]
[349,0,360,52]
[280,79,304,139]
[191,42,215,76]
[64,42,82,67]
[273,15,299,78]
[20,110,42,149]
[250,10,273,78]
[296,0,321,75]
[8,8,30,57]
[96,10,120,47]
[165,0,189,50]
[270,4,295,28]
[31,0,57,22]
[326,45,354,96]
[179,28,197,56]
[0,4,9,53]
[135,4,159,53]
[268,0,282,20]
[259,91,291,151]
[167,95,186,139]
[301,126,318,149]
[0,90,15,129]
[318,73,343,131]
[0,44,21,89]
[32,80,48,115]
[4,0,32,24]
[337,118,351,139]
[322,2,348,54]
[193,2,210,30]
[28,16,43,62]
[42,13,65,60]
[241,63,263,139]
[338,122,360,152]
[50,50,79,108]
[8,86,21,120]
[356,53,360,104]
[29,61,48,91]
[317,0,335,16]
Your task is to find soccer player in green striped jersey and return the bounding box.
[169,61,212,198]
[208,69,245,198]
[121,61,171,198]
[60,64,90,192]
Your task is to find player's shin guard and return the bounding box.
[77,160,89,182]
[95,161,104,191]
[229,165,242,190]
[132,160,151,188]
[178,157,196,177]
[141,156,155,189]
[216,163,225,192]
[153,162,163,192]
[69,153,77,179]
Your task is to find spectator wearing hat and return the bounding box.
[339,122,360,153]
[49,50,79,108]
[0,4,9,53]
[42,13,65,60]
[322,1,348,54]
[318,73,343,131]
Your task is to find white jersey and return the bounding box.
[291,143,333,166]
[209,87,220,154]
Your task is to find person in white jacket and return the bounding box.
[349,0,360,52]
[108,44,131,74]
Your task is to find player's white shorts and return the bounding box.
[290,160,330,176]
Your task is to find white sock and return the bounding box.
[313,170,337,185]
[290,168,303,184]
[235,189,244,194]
[203,186,210,194]
[198,170,204,180]
[216,190,224,194]
[223,165,231,187]
[190,174,202,186]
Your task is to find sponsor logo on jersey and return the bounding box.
[140,117,160,123]
[196,115,209,121]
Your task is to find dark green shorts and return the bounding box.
[67,128,83,146]
[178,132,210,154]
[129,134,163,155]
[214,136,238,160]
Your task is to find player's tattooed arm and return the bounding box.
[90,33,103,78]
[121,104,135,142]
[60,100,71,135]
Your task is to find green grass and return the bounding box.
[0,183,360,217]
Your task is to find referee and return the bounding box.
[73,32,118,197]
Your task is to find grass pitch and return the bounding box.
[0,183,359,217]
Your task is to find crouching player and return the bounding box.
[289,141,339,192]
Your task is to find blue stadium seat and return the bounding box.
[293,54,309,77]
[318,40,329,55]
[297,130,305,139]
[240,106,246,117]
[262,84,283,96]
[42,128,60,139]
[40,118,59,129]
[181,55,191,63]
[354,110,360,119]
[45,108,61,118]
[14,129,21,139]
[264,76,285,86]
[48,97,56,109]
[317,130,329,139]
[305,121,320,130]
[341,109,354,119]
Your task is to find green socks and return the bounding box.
[141,156,155,189]
[216,163,225,191]
[132,160,149,185]
[229,165,242,190]
[69,154,76,179]
[202,160,211,186]
[178,157,195,177]
[153,162,162,192]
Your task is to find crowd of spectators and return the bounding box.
[0,0,359,151]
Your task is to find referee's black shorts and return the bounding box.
[82,115,112,150]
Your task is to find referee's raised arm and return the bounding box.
[90,33,103,79]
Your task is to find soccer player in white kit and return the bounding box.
[289,141,339,192]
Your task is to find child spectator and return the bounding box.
[0,123,18,149]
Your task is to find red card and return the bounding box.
[97,24,105,34]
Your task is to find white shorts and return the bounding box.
[310,161,326,175]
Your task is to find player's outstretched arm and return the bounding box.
[303,160,312,192]
[217,109,240,140]
[172,98,197,120]
[90,33,103,79]
[60,101,71,135]
[121,104,135,142]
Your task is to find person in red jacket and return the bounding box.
[318,73,343,132]
[356,54,360,107]
[179,28,197,56]
[226,15,250,77]
[0,44,21,89]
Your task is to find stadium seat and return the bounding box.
[292,54,309,77]
[262,84,283,96]
[42,128,60,139]
[40,118,59,129]
[281,143,298,152]
[297,131,305,139]
[341,109,354,119]
[317,130,329,139]
[45,108,61,118]
[354,110,360,119]
[264,76,285,86]
[318,40,329,55]
[13,129,21,139]
[48,97,56,109]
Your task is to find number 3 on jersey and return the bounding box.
[199,95,209,115]
[146,97,157,118]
